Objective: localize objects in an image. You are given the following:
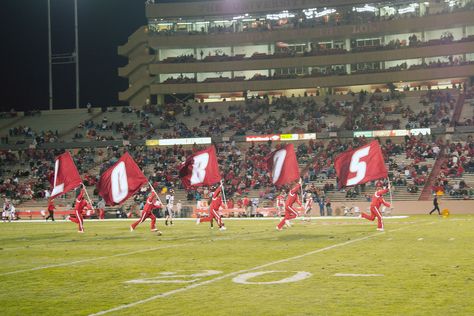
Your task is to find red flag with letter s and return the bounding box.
[50,152,82,199]
[265,143,300,187]
[97,152,148,205]
[179,146,221,189]
[334,140,388,189]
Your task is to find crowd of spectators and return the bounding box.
[149,1,472,37]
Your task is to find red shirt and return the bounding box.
[210,186,223,211]
[285,183,302,208]
[370,189,391,209]
[143,194,160,213]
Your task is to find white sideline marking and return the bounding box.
[0,244,182,276]
[90,229,405,316]
[334,273,384,277]
[8,216,409,223]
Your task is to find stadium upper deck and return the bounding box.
[118,0,474,107]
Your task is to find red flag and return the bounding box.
[97,152,148,205]
[179,146,221,189]
[265,144,300,186]
[50,152,82,199]
[334,140,388,189]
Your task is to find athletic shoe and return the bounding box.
[130,226,134,232]
[65,215,70,221]
[78,230,84,233]
[219,226,227,231]
[377,228,384,231]
[151,228,158,232]
[276,226,282,231]
[285,220,291,227]
[156,231,162,236]
[196,218,201,225]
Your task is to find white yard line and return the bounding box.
[0,244,183,276]
[334,273,384,277]
[90,224,416,316]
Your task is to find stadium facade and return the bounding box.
[118,0,474,107]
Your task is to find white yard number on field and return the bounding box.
[346,146,370,186]
[190,153,209,185]
[125,270,221,284]
[272,149,287,184]
[125,270,311,285]
[232,271,312,284]
[51,159,65,196]
[111,162,129,203]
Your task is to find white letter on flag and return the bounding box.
[191,153,209,185]
[347,146,370,186]
[111,162,129,203]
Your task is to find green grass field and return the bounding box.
[1,215,473,316]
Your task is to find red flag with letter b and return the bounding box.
[334,140,388,189]
[265,143,300,187]
[97,152,148,205]
[50,152,82,199]
[179,146,221,189]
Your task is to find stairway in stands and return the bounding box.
[419,146,446,201]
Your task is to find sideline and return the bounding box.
[5,215,409,223]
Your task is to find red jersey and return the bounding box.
[285,183,302,208]
[370,188,391,209]
[210,186,223,211]
[143,194,161,213]
[75,190,88,211]
[48,201,55,211]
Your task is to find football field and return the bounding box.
[1,215,473,315]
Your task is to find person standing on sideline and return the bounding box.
[429,194,441,215]
[165,189,175,226]
[302,192,313,221]
[130,193,161,233]
[276,179,302,230]
[361,185,391,231]
[325,198,333,216]
[69,188,88,233]
[176,200,182,218]
[317,195,325,216]
[275,191,285,217]
[97,198,106,220]
[2,199,15,222]
[196,183,226,231]
[45,198,55,221]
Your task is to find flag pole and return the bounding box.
[220,179,228,208]
[148,181,163,205]
[81,183,96,213]
[387,177,393,209]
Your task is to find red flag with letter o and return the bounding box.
[97,152,148,205]
[265,143,300,187]
[334,140,388,189]
[50,152,82,199]
[179,146,221,189]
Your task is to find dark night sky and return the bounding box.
[2,0,147,112]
